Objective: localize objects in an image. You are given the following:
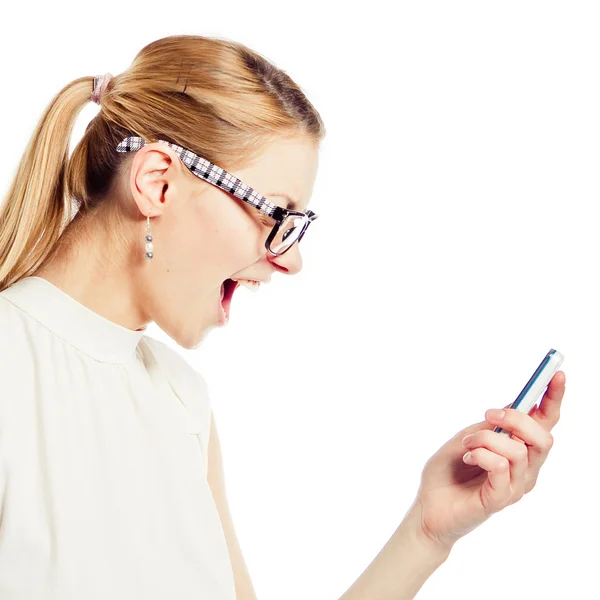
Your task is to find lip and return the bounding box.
[217,289,229,325]
[217,292,227,325]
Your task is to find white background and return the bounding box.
[1,2,598,598]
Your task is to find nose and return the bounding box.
[268,242,303,275]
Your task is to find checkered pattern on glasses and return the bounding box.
[116,136,279,218]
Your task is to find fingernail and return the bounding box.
[487,409,505,420]
[463,451,474,464]
[462,434,474,447]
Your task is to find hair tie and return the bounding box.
[91,73,113,105]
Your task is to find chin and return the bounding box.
[181,333,203,350]
[169,316,214,350]
[189,325,215,350]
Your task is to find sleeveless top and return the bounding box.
[0,276,236,600]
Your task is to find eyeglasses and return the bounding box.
[116,136,318,256]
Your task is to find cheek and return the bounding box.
[207,208,266,266]
[223,221,265,266]
[165,203,266,279]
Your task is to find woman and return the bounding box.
[0,35,565,599]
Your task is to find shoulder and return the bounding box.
[0,290,27,333]
[0,294,39,471]
[0,285,50,357]
[0,292,39,392]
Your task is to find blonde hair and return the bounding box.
[0,34,326,292]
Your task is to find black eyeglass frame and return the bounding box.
[115,136,318,256]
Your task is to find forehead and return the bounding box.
[232,136,319,212]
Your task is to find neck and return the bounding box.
[32,210,149,334]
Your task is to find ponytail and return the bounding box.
[0,77,96,291]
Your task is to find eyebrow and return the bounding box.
[267,192,298,211]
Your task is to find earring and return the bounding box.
[145,208,154,261]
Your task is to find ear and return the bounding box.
[128,142,186,218]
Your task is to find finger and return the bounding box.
[456,389,550,445]
[457,398,528,440]
[485,408,554,461]
[462,429,528,491]
[531,371,566,431]
[462,447,511,510]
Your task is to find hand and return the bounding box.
[410,371,566,552]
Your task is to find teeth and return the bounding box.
[233,279,260,292]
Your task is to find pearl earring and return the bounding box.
[145,208,154,261]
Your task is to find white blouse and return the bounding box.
[0,276,235,599]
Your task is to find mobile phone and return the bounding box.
[494,349,564,436]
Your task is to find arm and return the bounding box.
[337,500,451,600]
[207,409,259,600]
[207,373,565,600]
[207,410,449,600]
[340,372,566,600]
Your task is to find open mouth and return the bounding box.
[220,278,240,321]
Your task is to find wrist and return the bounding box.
[337,499,453,599]
[400,499,454,563]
